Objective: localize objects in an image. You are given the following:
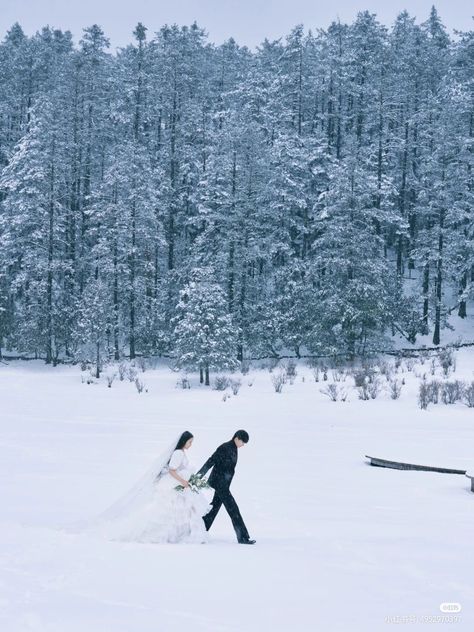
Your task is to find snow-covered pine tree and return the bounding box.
[173,270,238,385]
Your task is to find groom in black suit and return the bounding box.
[197,430,256,545]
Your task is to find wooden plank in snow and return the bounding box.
[365,455,466,475]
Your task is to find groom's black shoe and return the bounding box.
[238,538,256,545]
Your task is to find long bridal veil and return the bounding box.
[65,432,183,539]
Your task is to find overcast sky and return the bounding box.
[1,0,472,50]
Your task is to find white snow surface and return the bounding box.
[1,352,474,631]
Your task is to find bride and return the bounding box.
[84,431,211,544]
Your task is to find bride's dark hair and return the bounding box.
[175,431,194,450]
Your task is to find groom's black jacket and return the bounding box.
[197,440,238,490]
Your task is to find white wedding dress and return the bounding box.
[79,442,212,544]
[132,449,211,544]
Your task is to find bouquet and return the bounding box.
[175,474,210,493]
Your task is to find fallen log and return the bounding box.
[365,455,466,475]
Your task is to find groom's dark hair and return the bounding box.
[233,429,249,443]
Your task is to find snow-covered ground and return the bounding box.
[1,351,474,631]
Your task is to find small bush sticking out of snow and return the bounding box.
[427,380,441,404]
[266,357,280,373]
[358,379,370,401]
[441,380,464,405]
[214,375,230,391]
[368,377,381,399]
[240,360,250,375]
[271,370,286,393]
[118,362,128,381]
[418,382,430,410]
[419,349,429,365]
[312,367,320,382]
[464,382,474,408]
[230,378,241,395]
[134,377,146,394]
[353,365,375,388]
[127,366,138,382]
[438,348,456,377]
[389,378,402,400]
[136,357,147,372]
[331,369,347,383]
[284,360,297,381]
[105,369,117,388]
[177,375,191,389]
[320,383,348,402]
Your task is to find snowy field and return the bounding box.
[1,350,474,631]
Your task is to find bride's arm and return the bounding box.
[168,468,189,487]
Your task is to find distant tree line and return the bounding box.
[0,8,472,371]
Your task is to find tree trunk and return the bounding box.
[458,271,467,318]
[422,263,429,335]
[96,340,101,378]
[46,139,56,364]
[433,210,445,346]
[205,365,210,386]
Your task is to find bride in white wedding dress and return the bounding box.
[83,431,211,544]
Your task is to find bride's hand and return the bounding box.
[182,480,190,488]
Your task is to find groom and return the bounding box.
[197,430,256,545]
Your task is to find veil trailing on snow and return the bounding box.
[97,432,182,522]
[65,432,183,538]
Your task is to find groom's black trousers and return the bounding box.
[204,486,250,542]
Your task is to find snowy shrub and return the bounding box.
[320,383,348,402]
[357,379,370,401]
[105,369,117,388]
[312,367,320,382]
[379,361,390,376]
[271,370,286,393]
[214,375,231,391]
[405,358,415,372]
[427,380,441,404]
[284,360,297,382]
[230,378,241,395]
[177,375,191,389]
[441,380,464,405]
[266,357,280,372]
[430,358,437,376]
[247,380,253,387]
[118,362,128,381]
[368,377,381,399]
[353,365,375,388]
[80,360,90,372]
[321,365,328,381]
[222,392,231,402]
[134,377,146,394]
[438,348,456,376]
[389,378,402,400]
[464,383,474,408]
[331,369,346,383]
[83,371,97,385]
[240,360,250,375]
[136,357,147,372]
[418,382,430,410]
[419,349,429,365]
[128,366,138,382]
